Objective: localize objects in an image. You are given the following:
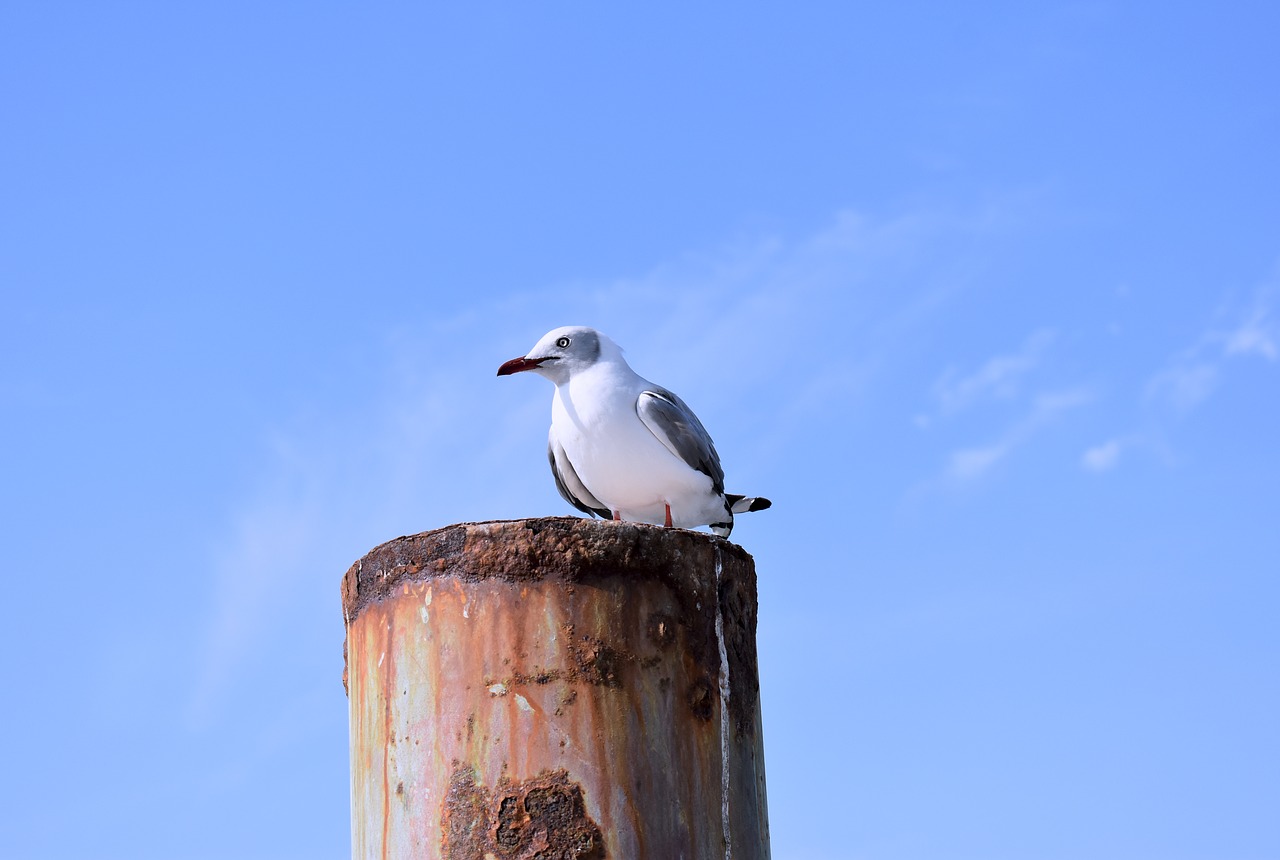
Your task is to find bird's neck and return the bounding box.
[555,361,643,427]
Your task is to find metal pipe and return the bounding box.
[342,516,770,859]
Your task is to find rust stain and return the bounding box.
[443,763,604,860]
[686,675,715,722]
[443,763,490,856]
[554,688,578,717]
[479,631,662,695]
[646,612,676,650]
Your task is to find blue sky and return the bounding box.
[3,3,1278,858]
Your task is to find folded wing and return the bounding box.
[635,387,726,496]
[548,434,611,518]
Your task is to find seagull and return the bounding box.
[497,326,770,538]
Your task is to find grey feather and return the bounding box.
[635,388,726,495]
[548,436,610,518]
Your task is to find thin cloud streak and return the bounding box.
[1146,361,1219,413]
[946,388,1093,481]
[933,329,1056,417]
[1081,438,1124,472]
[1224,297,1278,362]
[1146,273,1280,414]
[1083,267,1279,474]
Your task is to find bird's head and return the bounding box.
[497,326,607,384]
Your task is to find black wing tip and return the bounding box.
[568,496,610,519]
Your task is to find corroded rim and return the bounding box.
[340,516,754,624]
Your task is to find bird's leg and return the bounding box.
[612,510,621,521]
[664,503,673,528]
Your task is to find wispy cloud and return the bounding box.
[1224,298,1278,361]
[1146,361,1219,413]
[949,445,1007,481]
[187,437,365,729]
[1080,437,1124,473]
[932,329,1055,418]
[946,387,1093,481]
[1085,268,1279,474]
[913,324,1093,482]
[1146,275,1279,414]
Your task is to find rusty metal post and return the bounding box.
[342,516,770,859]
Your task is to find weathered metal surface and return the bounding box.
[343,516,770,860]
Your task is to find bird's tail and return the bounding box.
[711,494,771,537]
[726,494,771,514]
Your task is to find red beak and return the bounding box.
[497,356,543,376]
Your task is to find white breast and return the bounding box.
[549,364,717,525]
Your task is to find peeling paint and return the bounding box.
[442,765,604,860]
[421,587,433,625]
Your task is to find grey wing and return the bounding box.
[636,387,726,495]
[548,434,611,518]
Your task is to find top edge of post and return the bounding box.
[340,516,756,624]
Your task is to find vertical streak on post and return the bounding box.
[714,545,733,860]
[341,517,771,860]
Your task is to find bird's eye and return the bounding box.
[556,336,571,348]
